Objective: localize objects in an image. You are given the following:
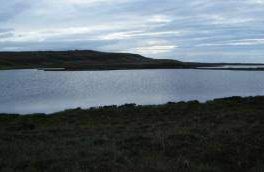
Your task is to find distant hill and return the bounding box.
[0,50,188,70]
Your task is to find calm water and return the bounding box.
[199,65,264,69]
[1,69,264,114]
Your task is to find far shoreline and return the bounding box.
[1,50,264,71]
[1,66,264,72]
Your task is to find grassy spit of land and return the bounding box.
[0,96,264,172]
[1,50,264,71]
[0,50,191,71]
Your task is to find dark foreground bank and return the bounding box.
[1,96,264,172]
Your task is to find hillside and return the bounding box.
[0,50,187,70]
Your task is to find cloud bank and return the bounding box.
[0,0,264,62]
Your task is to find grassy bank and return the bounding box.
[0,50,189,71]
[2,50,264,71]
[1,96,264,171]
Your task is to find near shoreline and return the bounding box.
[1,96,264,171]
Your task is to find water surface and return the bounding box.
[199,65,264,69]
[1,69,264,114]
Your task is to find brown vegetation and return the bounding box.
[0,96,264,171]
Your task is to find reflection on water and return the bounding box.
[0,69,264,114]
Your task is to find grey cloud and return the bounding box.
[0,0,264,62]
[0,1,31,23]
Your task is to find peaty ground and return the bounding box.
[0,96,264,172]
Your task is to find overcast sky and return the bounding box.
[0,0,264,62]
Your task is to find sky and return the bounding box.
[0,0,264,62]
